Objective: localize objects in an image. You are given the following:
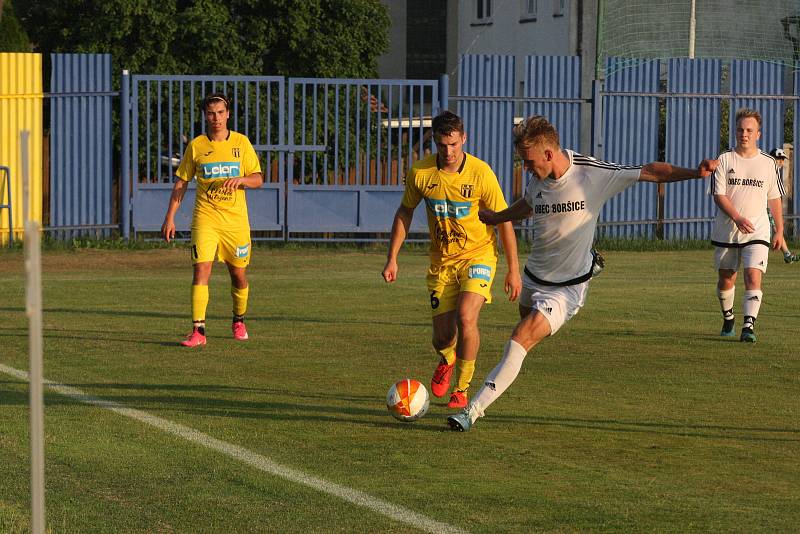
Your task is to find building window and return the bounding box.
[407,0,447,81]
[473,0,492,25]
[520,0,537,21]
[553,0,566,17]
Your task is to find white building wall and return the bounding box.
[457,0,574,58]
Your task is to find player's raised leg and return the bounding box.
[448,310,551,431]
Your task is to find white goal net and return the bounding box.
[597,0,800,76]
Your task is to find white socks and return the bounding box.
[717,287,735,320]
[718,286,762,330]
[470,339,528,418]
[742,290,762,328]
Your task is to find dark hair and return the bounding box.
[201,92,230,112]
[432,110,464,137]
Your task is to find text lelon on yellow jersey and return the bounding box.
[176,131,261,228]
[401,153,508,264]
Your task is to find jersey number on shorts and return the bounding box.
[430,291,440,310]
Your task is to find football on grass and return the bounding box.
[386,379,430,422]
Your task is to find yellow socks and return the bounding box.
[436,343,457,366]
[191,284,209,326]
[231,285,249,317]
[455,358,475,393]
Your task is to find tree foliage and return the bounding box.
[0,0,32,52]
[15,0,389,78]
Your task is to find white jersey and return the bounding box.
[523,150,641,284]
[710,150,784,247]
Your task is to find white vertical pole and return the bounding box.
[23,130,46,534]
[689,0,697,58]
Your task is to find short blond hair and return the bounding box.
[512,115,560,149]
[735,108,761,129]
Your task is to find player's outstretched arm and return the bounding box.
[161,179,189,243]
[479,197,533,225]
[382,205,414,283]
[638,159,718,183]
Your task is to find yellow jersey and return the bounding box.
[402,153,508,265]
[176,131,261,228]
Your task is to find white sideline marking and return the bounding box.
[0,363,469,534]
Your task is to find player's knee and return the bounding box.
[455,310,479,331]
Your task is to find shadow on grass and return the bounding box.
[488,413,800,442]
[0,380,796,440]
[0,307,429,328]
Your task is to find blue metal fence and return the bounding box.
[730,60,785,154]
[795,70,800,223]
[41,53,800,242]
[522,55,582,152]
[285,78,436,238]
[663,58,721,240]
[598,58,660,238]
[456,55,516,204]
[49,53,114,238]
[124,74,286,238]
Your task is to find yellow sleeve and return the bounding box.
[241,137,262,176]
[400,168,422,209]
[175,141,195,182]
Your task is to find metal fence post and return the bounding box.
[439,74,449,113]
[121,70,131,240]
[591,79,603,159]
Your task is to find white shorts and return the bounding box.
[520,276,589,335]
[714,244,769,273]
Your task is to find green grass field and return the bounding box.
[1,246,798,533]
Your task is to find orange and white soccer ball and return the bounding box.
[386,379,430,422]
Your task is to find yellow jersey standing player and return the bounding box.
[382,111,521,409]
[161,93,264,347]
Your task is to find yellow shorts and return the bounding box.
[426,257,497,316]
[191,224,251,267]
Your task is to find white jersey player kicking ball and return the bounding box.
[711,109,787,343]
[447,115,718,432]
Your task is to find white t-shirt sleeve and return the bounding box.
[593,166,642,204]
[711,156,728,196]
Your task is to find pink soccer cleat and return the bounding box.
[447,390,468,409]
[181,328,207,347]
[430,358,455,398]
[232,321,249,341]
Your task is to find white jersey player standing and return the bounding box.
[711,108,786,343]
[447,115,718,432]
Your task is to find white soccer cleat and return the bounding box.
[447,403,482,432]
[591,249,605,277]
